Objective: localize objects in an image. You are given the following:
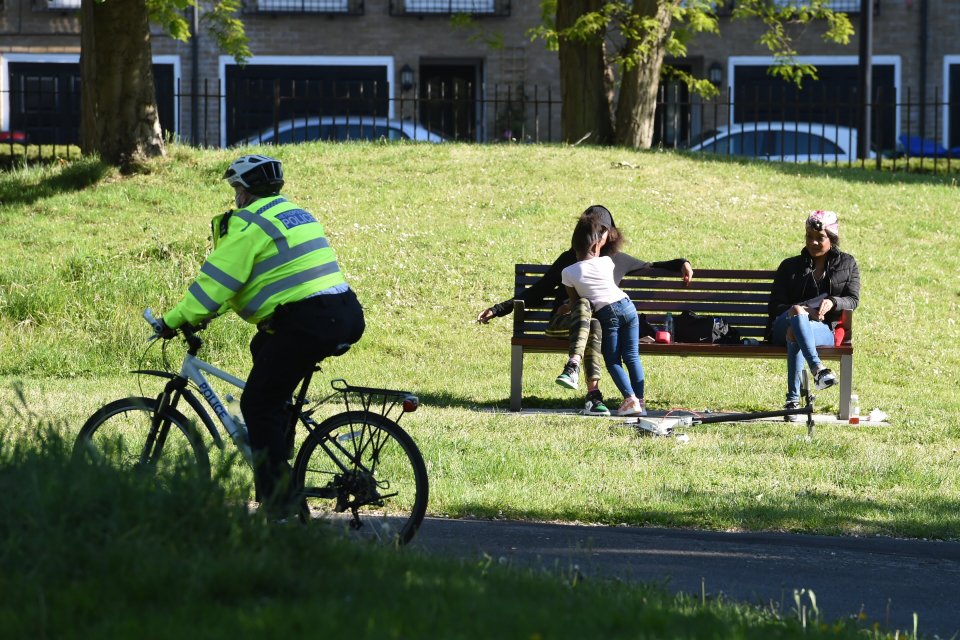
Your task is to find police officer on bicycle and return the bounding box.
[159,154,365,517]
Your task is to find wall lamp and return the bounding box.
[400,64,415,92]
[708,62,723,88]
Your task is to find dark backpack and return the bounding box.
[710,316,741,345]
[674,310,741,344]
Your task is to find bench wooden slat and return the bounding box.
[515,264,779,280]
[630,291,771,303]
[621,279,774,293]
[633,301,770,315]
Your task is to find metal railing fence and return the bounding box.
[2,79,959,172]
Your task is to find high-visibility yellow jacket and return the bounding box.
[163,196,347,329]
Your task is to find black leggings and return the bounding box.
[241,289,365,466]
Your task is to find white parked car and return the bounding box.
[688,122,868,162]
[241,116,446,145]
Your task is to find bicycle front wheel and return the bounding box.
[75,397,210,477]
[293,411,428,545]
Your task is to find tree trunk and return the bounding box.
[557,0,614,145]
[80,0,164,167]
[614,0,674,149]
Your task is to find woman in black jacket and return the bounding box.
[767,210,860,419]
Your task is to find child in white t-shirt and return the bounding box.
[561,217,646,417]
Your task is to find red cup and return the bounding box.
[833,325,846,346]
[655,331,672,344]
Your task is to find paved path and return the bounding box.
[412,518,960,638]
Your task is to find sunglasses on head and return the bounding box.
[808,219,824,231]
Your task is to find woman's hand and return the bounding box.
[812,297,835,321]
[477,307,496,324]
[681,261,694,286]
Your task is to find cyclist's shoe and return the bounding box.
[814,367,837,390]
[784,401,802,422]
[617,397,647,417]
[256,460,300,521]
[556,361,580,390]
[583,390,610,416]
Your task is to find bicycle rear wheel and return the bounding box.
[75,397,210,477]
[293,411,428,545]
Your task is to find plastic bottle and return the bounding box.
[665,312,674,343]
[225,394,249,442]
[848,393,860,425]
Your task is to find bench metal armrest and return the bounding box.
[838,309,854,344]
[512,299,526,336]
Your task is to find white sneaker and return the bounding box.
[814,368,837,390]
[617,397,647,417]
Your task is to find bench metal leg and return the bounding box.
[510,345,524,412]
[837,353,853,420]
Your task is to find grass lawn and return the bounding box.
[1,143,958,637]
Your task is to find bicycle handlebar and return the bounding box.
[143,308,203,352]
[143,308,164,337]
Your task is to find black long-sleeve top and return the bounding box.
[489,249,689,318]
[765,247,860,339]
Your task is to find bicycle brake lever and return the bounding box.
[143,308,164,342]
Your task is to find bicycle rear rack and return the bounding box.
[329,378,419,423]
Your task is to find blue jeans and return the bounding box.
[594,298,645,399]
[770,309,834,403]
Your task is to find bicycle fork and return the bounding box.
[142,380,186,467]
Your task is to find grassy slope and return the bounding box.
[1,143,959,540]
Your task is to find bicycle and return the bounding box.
[75,309,429,545]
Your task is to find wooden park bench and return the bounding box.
[510,265,855,419]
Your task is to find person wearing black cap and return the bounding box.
[477,205,693,416]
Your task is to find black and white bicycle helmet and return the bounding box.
[223,154,284,197]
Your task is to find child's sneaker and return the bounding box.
[617,397,647,417]
[583,390,610,416]
[814,367,837,390]
[783,401,801,422]
[555,361,580,390]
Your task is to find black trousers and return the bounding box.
[241,289,365,504]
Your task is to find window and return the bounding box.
[698,137,728,154]
[390,0,509,15]
[333,124,406,141]
[775,131,843,156]
[771,0,869,11]
[255,0,353,12]
[46,0,81,8]
[273,123,406,142]
[403,0,496,14]
[700,132,770,156]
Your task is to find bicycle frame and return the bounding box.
[139,352,253,464]
[183,354,250,452]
